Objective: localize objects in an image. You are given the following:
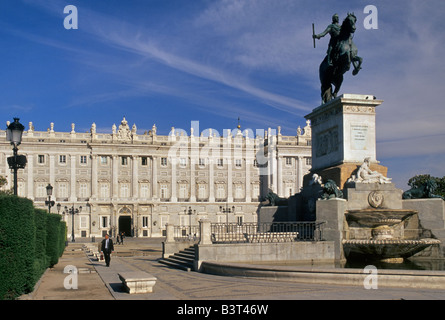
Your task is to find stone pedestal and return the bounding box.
[316,198,348,261]
[303,162,388,190]
[304,94,385,188]
[344,183,403,210]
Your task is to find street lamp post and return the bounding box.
[45,184,55,213]
[6,118,26,196]
[184,206,196,236]
[65,205,82,242]
[220,203,235,232]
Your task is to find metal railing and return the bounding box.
[174,225,200,242]
[210,221,325,244]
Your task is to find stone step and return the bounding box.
[167,254,194,265]
[158,246,196,272]
[175,251,195,260]
[158,258,192,272]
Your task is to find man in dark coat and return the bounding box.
[101,234,114,267]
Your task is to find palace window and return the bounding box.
[161,157,168,167]
[140,183,149,199]
[234,184,244,199]
[36,183,46,198]
[121,156,128,166]
[79,183,88,198]
[38,155,45,164]
[285,157,292,166]
[216,184,225,199]
[120,183,130,198]
[80,216,88,229]
[101,216,109,228]
[142,216,149,228]
[160,184,168,199]
[179,184,188,199]
[198,184,207,199]
[59,155,66,164]
[100,183,109,198]
[100,156,108,165]
[80,155,87,164]
[58,182,68,198]
[141,157,148,166]
[252,184,260,200]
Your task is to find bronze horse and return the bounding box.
[319,13,362,104]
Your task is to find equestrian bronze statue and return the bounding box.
[313,13,363,104]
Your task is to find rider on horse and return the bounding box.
[313,14,340,67]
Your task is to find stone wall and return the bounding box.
[403,198,445,258]
[194,241,334,271]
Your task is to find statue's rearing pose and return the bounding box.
[313,13,363,104]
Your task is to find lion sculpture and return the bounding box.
[402,179,444,200]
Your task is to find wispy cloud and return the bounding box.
[4,0,445,188]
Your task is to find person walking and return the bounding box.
[101,234,114,267]
[120,232,125,245]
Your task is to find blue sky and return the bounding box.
[1,0,444,190]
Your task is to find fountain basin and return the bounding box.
[343,238,441,261]
[345,209,416,228]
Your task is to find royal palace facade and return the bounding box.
[0,117,312,238]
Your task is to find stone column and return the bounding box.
[227,158,233,202]
[277,155,283,197]
[190,156,196,202]
[151,156,158,200]
[49,154,55,188]
[27,153,34,200]
[132,156,138,199]
[296,156,303,192]
[199,218,212,245]
[70,155,76,202]
[112,155,118,199]
[91,155,98,199]
[170,157,177,202]
[165,223,175,243]
[245,158,251,202]
[208,157,215,202]
[4,152,11,190]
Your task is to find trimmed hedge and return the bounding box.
[0,195,67,300]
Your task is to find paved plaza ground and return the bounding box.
[20,238,445,302]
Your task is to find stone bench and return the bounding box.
[118,272,157,294]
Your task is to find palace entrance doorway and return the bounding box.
[118,215,132,237]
